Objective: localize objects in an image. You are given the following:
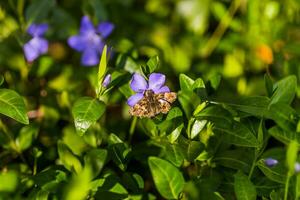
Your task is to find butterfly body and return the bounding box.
[129,90,177,118]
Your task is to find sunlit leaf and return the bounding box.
[234,171,257,200]
[148,157,185,199]
[0,89,29,124]
[270,75,297,105]
[72,97,106,135]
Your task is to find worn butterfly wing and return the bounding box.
[129,92,177,118]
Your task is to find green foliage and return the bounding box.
[148,157,185,199]
[1,0,300,199]
[0,89,29,124]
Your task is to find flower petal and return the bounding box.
[81,48,99,66]
[148,73,166,91]
[68,35,86,51]
[23,37,48,62]
[97,22,114,38]
[154,86,170,93]
[130,73,148,92]
[23,41,39,62]
[27,24,48,37]
[37,38,48,54]
[80,16,95,34]
[127,93,144,107]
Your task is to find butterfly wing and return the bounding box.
[155,92,177,114]
[129,97,153,118]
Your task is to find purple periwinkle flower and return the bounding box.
[68,16,114,66]
[102,74,111,87]
[127,73,170,107]
[295,162,300,173]
[23,24,49,62]
[264,158,278,167]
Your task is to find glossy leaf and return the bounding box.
[270,75,297,105]
[179,74,194,92]
[190,119,207,139]
[234,171,257,200]
[148,157,185,199]
[72,97,106,135]
[142,55,159,75]
[96,45,107,96]
[0,89,29,124]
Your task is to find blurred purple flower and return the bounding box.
[102,74,111,87]
[127,73,170,107]
[295,162,300,173]
[68,16,114,66]
[264,158,278,167]
[23,24,49,62]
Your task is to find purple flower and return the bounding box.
[23,24,49,62]
[295,162,300,173]
[68,16,114,66]
[264,158,278,167]
[127,73,170,107]
[102,74,111,87]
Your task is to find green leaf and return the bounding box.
[57,141,82,173]
[266,103,297,133]
[148,157,185,199]
[84,149,107,179]
[269,126,300,145]
[178,137,204,161]
[122,173,144,193]
[164,143,184,167]
[179,74,194,92]
[227,96,270,117]
[258,148,287,183]
[97,45,107,96]
[167,123,184,143]
[234,171,257,200]
[0,171,18,192]
[257,160,286,183]
[213,121,259,147]
[141,55,159,75]
[166,107,183,121]
[0,89,29,124]
[195,105,232,128]
[16,125,39,151]
[264,74,273,97]
[25,0,55,23]
[72,97,106,135]
[108,135,131,171]
[214,149,253,172]
[190,119,207,139]
[270,75,297,105]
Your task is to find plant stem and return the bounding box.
[284,174,291,200]
[248,152,257,179]
[129,117,137,142]
[200,0,241,57]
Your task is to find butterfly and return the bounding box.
[129,90,177,118]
